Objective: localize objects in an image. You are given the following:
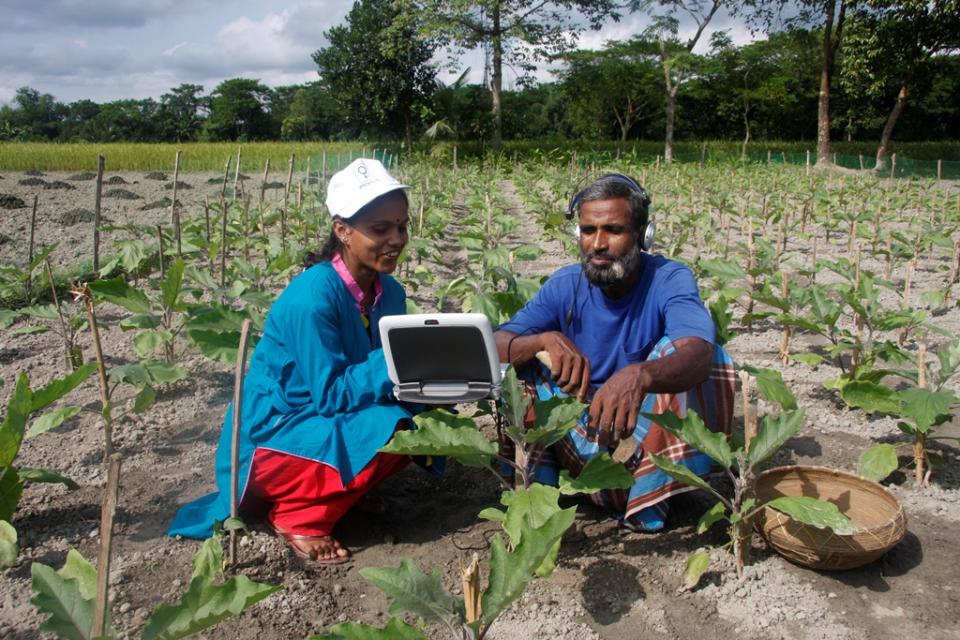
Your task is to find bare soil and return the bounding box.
[0,170,959,640]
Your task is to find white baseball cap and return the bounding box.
[325,158,408,220]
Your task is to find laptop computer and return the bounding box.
[379,313,505,404]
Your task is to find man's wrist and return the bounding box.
[628,362,652,393]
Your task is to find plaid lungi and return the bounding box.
[500,335,736,531]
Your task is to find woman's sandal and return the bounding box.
[269,523,351,564]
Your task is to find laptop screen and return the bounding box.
[387,326,493,383]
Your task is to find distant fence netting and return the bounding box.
[744,150,960,180]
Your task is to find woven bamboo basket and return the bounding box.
[754,465,907,571]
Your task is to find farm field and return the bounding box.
[0,157,959,640]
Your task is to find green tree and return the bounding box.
[203,78,274,141]
[556,38,662,141]
[82,99,160,142]
[840,0,960,169]
[418,0,623,152]
[280,82,344,140]
[158,83,207,142]
[2,87,66,140]
[313,0,437,149]
[641,0,726,163]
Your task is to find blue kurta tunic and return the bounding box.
[169,261,411,538]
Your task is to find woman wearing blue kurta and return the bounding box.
[170,159,417,563]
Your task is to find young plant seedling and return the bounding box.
[646,404,856,586]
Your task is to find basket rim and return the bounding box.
[755,464,905,531]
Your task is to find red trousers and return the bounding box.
[243,448,410,537]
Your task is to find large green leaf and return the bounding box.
[499,484,564,549]
[381,410,496,462]
[141,574,280,640]
[0,375,32,467]
[359,559,460,627]
[18,468,78,490]
[58,550,98,601]
[895,387,956,433]
[480,506,576,627]
[0,520,17,567]
[745,409,806,468]
[936,338,960,387]
[558,453,633,495]
[840,381,900,415]
[696,501,728,534]
[30,562,96,640]
[191,537,224,585]
[31,365,96,413]
[645,410,734,469]
[524,397,587,446]
[766,496,857,535]
[682,551,711,591]
[161,258,186,311]
[500,366,531,430]
[0,466,25,522]
[88,277,152,314]
[26,406,83,440]
[857,444,899,483]
[739,365,797,411]
[187,329,244,364]
[143,360,189,384]
[134,385,157,413]
[310,618,428,640]
[133,330,175,357]
[648,453,718,498]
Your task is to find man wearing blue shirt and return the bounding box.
[495,174,735,532]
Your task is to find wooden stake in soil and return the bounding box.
[232,145,242,203]
[259,158,270,207]
[950,238,960,284]
[92,453,122,639]
[779,271,791,363]
[170,149,182,257]
[915,344,928,486]
[811,236,818,283]
[76,285,114,458]
[229,319,253,567]
[736,370,757,572]
[220,195,229,288]
[220,155,232,200]
[93,155,105,275]
[27,194,38,300]
[156,225,166,281]
[203,198,213,270]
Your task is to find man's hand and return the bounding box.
[589,337,714,447]
[539,332,591,401]
[589,364,647,447]
[495,330,591,402]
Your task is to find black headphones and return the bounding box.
[566,173,656,252]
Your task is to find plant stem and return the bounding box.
[45,259,78,371]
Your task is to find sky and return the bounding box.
[0,0,759,106]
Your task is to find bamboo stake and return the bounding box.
[220,195,228,288]
[242,196,251,263]
[779,272,790,363]
[93,155,105,275]
[229,319,253,567]
[810,236,818,284]
[232,145,242,203]
[736,370,756,572]
[171,150,181,257]
[951,238,960,284]
[884,237,894,280]
[76,285,113,458]
[203,198,213,271]
[915,344,927,486]
[259,158,270,207]
[27,194,38,300]
[220,155,231,200]
[156,225,165,281]
[92,453,122,638]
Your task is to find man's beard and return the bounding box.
[580,243,642,288]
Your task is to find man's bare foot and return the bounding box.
[270,524,351,563]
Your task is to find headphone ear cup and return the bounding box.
[641,221,656,251]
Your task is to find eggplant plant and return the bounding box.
[31,533,280,640]
[314,367,633,639]
[647,408,856,586]
[850,338,960,486]
[0,367,95,565]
